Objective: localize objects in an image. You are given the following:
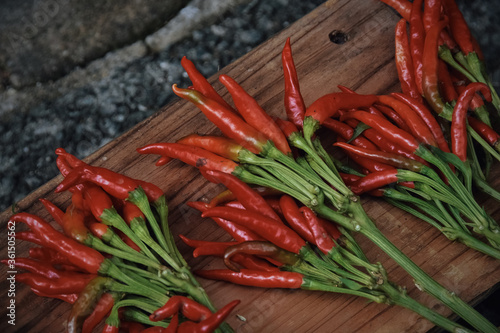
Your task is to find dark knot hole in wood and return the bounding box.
[329,30,348,44]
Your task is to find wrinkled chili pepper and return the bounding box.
[172,84,267,153]
[409,0,425,95]
[395,19,422,102]
[11,213,104,274]
[282,37,306,128]
[196,269,304,289]
[350,169,400,195]
[202,206,306,254]
[451,82,492,161]
[181,56,235,111]
[201,169,280,221]
[219,74,292,155]
[299,207,336,254]
[137,143,238,174]
[177,134,243,161]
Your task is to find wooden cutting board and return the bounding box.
[1,0,499,332]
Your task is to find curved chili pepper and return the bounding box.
[177,300,240,333]
[442,0,473,55]
[422,19,448,114]
[299,207,335,255]
[395,19,421,102]
[223,241,299,272]
[172,84,267,153]
[350,169,400,195]
[341,111,420,153]
[137,143,238,174]
[467,117,500,149]
[11,213,104,274]
[39,198,65,226]
[16,272,96,295]
[150,295,212,322]
[454,82,485,112]
[177,134,243,161]
[219,74,291,155]
[334,142,425,172]
[377,95,437,147]
[409,0,425,95]
[201,169,280,221]
[282,37,306,128]
[195,269,303,289]
[451,82,492,161]
[187,201,263,242]
[391,92,450,153]
[181,56,235,111]
[322,118,378,150]
[30,288,78,304]
[82,292,116,333]
[2,257,64,279]
[379,0,411,20]
[202,207,306,254]
[305,92,377,125]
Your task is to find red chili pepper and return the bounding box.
[219,74,292,155]
[442,0,474,55]
[179,234,237,257]
[11,213,104,274]
[341,110,420,153]
[437,61,459,103]
[409,0,425,95]
[2,257,68,280]
[150,295,213,322]
[282,37,306,128]
[81,185,115,222]
[202,207,306,254]
[195,269,304,289]
[181,56,235,111]
[275,118,300,139]
[177,134,243,161]
[377,95,437,147]
[422,19,449,114]
[451,82,492,161]
[177,300,240,333]
[395,19,422,102]
[120,322,146,333]
[391,92,450,153]
[61,203,91,244]
[379,0,411,20]
[102,324,119,333]
[336,137,395,173]
[322,118,378,151]
[201,169,280,221]
[350,169,400,195]
[467,117,500,149]
[82,293,116,333]
[299,207,335,254]
[187,201,264,242]
[423,0,442,33]
[362,128,424,163]
[454,81,485,111]
[172,84,267,153]
[137,143,238,174]
[30,288,78,304]
[305,92,378,125]
[334,142,425,172]
[16,272,96,295]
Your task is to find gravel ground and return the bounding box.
[0,0,498,210]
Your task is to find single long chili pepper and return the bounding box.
[322,118,378,150]
[334,142,425,172]
[305,92,378,125]
[442,0,474,55]
[422,19,448,114]
[341,110,420,153]
[437,61,459,103]
[467,117,500,149]
[219,74,292,155]
[11,213,104,274]
[451,82,492,161]
[137,143,238,174]
[377,95,437,147]
[82,292,116,333]
[179,234,237,257]
[16,272,96,295]
[275,118,300,138]
[395,19,422,102]
[181,56,235,111]
[187,201,264,242]
[177,134,243,161]
[379,0,411,20]
[223,241,299,272]
[176,300,240,333]
[350,169,400,195]
[201,169,280,221]
[172,84,267,153]
[423,0,442,33]
[202,206,306,254]
[28,247,78,268]
[336,136,395,173]
[39,198,65,226]
[282,37,306,128]
[279,195,315,244]
[409,0,425,95]
[196,269,303,288]
[31,288,78,304]
[2,257,65,279]
[299,207,335,254]
[362,128,424,164]
[150,295,212,322]
[391,92,450,153]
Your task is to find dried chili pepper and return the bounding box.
[195,269,304,289]
[395,19,422,102]
[282,37,306,128]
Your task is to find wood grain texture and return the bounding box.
[1,0,499,332]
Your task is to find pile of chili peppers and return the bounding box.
[137,10,499,330]
[4,149,239,332]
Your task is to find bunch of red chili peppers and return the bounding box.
[5,149,238,333]
[137,34,498,331]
